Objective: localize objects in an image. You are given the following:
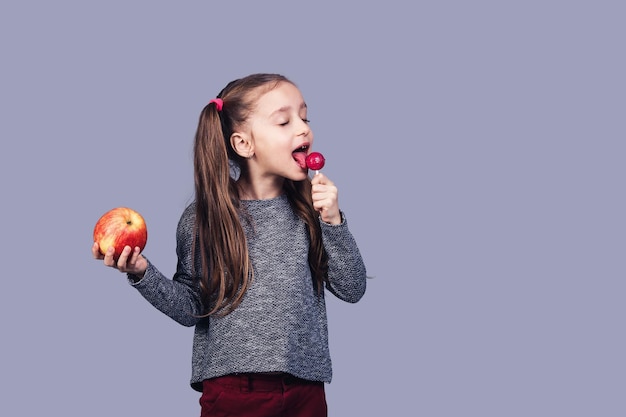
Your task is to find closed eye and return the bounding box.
[280,118,310,126]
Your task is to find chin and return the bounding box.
[287,172,309,182]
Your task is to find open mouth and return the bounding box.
[292,144,309,169]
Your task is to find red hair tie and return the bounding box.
[209,98,223,111]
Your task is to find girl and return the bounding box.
[92,73,367,417]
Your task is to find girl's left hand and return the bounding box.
[311,172,341,225]
[92,242,148,278]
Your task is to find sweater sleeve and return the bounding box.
[321,213,367,303]
[129,204,204,327]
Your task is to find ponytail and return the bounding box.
[193,103,251,316]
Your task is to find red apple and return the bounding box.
[93,207,147,261]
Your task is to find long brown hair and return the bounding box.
[193,73,328,316]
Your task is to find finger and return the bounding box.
[116,246,133,269]
[312,188,338,205]
[314,200,336,213]
[102,246,117,267]
[92,242,104,259]
[130,246,138,263]
[128,246,141,265]
[311,173,333,186]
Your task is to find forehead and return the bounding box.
[251,82,306,116]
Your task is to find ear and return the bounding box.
[230,132,254,159]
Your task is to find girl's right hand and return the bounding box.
[311,172,342,225]
[92,242,148,279]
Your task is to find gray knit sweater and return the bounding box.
[131,194,367,391]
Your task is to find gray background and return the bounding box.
[1,1,624,416]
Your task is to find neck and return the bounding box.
[237,175,285,200]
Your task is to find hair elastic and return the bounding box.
[209,98,223,111]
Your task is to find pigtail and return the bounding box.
[193,102,251,316]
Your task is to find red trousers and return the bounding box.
[200,373,327,417]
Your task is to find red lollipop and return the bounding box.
[306,152,325,174]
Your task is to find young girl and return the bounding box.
[92,73,367,417]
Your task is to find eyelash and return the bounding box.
[281,118,310,126]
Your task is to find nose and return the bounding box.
[297,118,311,137]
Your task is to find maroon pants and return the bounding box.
[200,373,327,417]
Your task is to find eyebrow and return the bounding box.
[270,102,307,117]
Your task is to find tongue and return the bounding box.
[293,152,307,169]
